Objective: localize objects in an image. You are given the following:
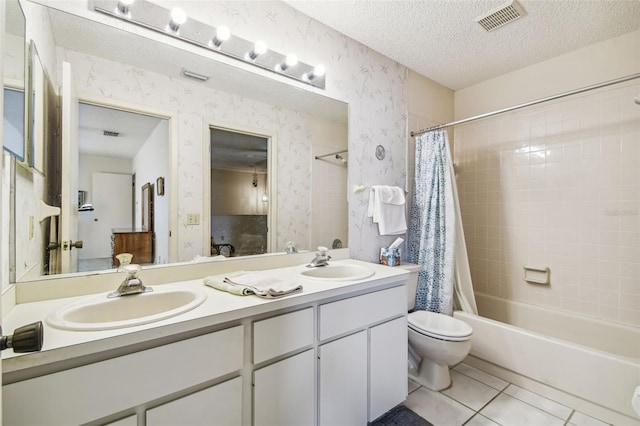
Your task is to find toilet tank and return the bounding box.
[396,263,420,311]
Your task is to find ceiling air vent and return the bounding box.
[103,130,120,137]
[475,0,526,32]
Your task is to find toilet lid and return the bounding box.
[408,311,473,341]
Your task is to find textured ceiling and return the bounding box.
[284,0,640,90]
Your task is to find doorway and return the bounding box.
[210,127,271,257]
[76,103,169,271]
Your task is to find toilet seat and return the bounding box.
[408,311,472,342]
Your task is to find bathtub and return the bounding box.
[454,293,640,424]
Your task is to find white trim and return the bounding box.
[75,92,179,263]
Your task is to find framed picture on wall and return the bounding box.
[156,176,164,196]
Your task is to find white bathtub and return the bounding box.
[454,293,640,424]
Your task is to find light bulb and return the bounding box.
[167,7,187,32]
[285,54,298,68]
[254,41,267,55]
[312,64,325,77]
[246,41,267,61]
[261,193,269,202]
[304,64,326,81]
[210,25,230,48]
[277,53,298,72]
[116,0,134,15]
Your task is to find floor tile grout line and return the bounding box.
[460,387,507,426]
[501,386,573,422]
[454,366,574,422]
[453,365,510,392]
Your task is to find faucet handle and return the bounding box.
[318,246,329,255]
[123,264,141,277]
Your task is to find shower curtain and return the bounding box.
[408,129,477,315]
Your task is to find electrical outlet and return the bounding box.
[186,213,200,225]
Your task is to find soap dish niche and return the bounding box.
[523,265,550,285]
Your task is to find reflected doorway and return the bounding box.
[210,127,270,257]
[77,103,169,271]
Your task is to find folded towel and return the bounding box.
[204,272,253,296]
[367,185,407,235]
[204,271,302,298]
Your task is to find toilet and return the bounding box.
[399,263,473,391]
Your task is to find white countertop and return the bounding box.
[2,259,409,381]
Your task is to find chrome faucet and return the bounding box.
[108,264,153,298]
[307,246,331,268]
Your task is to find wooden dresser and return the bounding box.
[111,228,154,266]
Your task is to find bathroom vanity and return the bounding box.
[2,259,408,425]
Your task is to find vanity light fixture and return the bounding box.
[209,25,230,49]
[276,54,298,72]
[116,0,134,16]
[93,0,326,89]
[167,7,187,33]
[246,41,267,61]
[182,69,210,82]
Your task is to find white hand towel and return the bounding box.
[368,185,407,236]
[224,272,302,298]
[204,271,302,298]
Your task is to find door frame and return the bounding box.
[203,119,278,256]
[76,93,178,263]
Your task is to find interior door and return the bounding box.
[78,172,132,260]
[60,61,79,273]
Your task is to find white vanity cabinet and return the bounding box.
[3,325,244,425]
[318,286,408,423]
[254,350,316,426]
[3,268,409,426]
[319,330,369,424]
[253,307,315,426]
[146,377,243,425]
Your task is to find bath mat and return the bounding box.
[369,405,433,426]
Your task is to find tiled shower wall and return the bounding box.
[454,82,640,327]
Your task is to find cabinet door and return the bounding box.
[319,331,367,426]
[369,316,408,421]
[254,350,315,426]
[147,377,242,426]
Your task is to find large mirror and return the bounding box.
[12,2,348,282]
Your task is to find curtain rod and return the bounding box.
[411,73,640,137]
[314,149,347,160]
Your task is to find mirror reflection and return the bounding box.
[2,0,26,160]
[11,3,348,282]
[77,103,168,272]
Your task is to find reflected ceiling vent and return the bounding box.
[475,0,526,32]
[103,130,120,137]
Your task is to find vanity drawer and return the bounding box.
[3,325,244,425]
[253,307,314,364]
[319,285,406,340]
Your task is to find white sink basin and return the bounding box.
[299,264,375,281]
[46,285,207,331]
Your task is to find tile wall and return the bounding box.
[454,82,640,326]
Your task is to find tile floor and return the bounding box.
[404,363,611,426]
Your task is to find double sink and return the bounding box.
[46,262,375,331]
